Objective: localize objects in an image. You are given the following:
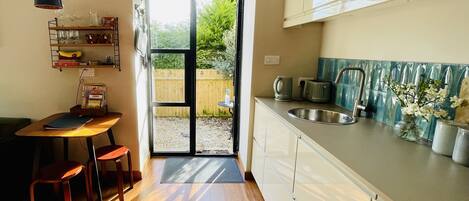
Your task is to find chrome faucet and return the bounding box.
[335,67,366,117]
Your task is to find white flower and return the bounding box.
[450,96,465,108]
[433,109,448,119]
[389,79,454,120]
[402,103,419,115]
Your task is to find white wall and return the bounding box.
[238,0,323,171]
[321,0,469,64]
[0,0,147,171]
[133,0,150,171]
[238,0,257,171]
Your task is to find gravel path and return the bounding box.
[154,117,233,154]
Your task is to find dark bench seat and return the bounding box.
[0,117,32,201]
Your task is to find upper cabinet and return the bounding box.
[283,0,390,28]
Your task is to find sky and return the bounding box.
[149,0,212,25]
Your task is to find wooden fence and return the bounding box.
[153,69,234,117]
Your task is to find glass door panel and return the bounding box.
[153,107,191,152]
[150,0,196,155]
[151,53,186,103]
[149,0,191,49]
[194,0,237,155]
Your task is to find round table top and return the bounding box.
[15,112,122,138]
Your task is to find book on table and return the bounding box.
[43,113,93,130]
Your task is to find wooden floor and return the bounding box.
[120,157,264,201]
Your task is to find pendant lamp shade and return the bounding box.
[34,0,63,9]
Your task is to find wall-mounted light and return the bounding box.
[34,0,63,9]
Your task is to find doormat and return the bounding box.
[160,157,244,183]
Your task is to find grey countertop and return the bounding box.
[255,97,469,201]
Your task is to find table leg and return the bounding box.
[107,128,116,145]
[32,140,42,178]
[63,138,69,161]
[86,137,103,201]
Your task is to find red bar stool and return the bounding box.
[30,161,92,201]
[89,145,133,201]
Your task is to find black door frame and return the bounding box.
[147,0,244,157]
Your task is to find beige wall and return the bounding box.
[238,0,323,171]
[252,6,322,98]
[321,0,469,64]
[0,0,147,171]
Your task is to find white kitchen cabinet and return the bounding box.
[251,140,265,192]
[303,0,337,12]
[283,0,391,28]
[341,0,388,13]
[251,103,269,193]
[263,115,298,201]
[294,136,375,201]
[251,102,380,201]
[253,103,268,150]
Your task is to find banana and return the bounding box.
[58,50,82,58]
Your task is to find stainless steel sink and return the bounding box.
[287,108,356,125]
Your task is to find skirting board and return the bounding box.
[100,170,143,181]
[235,156,254,181]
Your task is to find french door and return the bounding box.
[148,0,242,156]
[149,0,197,155]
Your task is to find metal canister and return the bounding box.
[452,127,469,166]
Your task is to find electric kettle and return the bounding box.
[273,76,292,101]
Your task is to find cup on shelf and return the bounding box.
[58,30,67,44]
[89,9,100,26]
[432,119,458,156]
[68,30,80,44]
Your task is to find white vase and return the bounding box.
[432,120,458,156]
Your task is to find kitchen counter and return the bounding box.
[255,97,469,201]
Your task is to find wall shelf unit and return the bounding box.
[49,26,115,31]
[50,43,115,47]
[52,65,117,69]
[47,18,121,71]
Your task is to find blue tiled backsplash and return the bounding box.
[317,57,469,141]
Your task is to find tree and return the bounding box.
[210,27,236,78]
[151,22,189,49]
[151,22,188,69]
[197,0,236,69]
[150,0,237,69]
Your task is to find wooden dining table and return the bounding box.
[16,112,122,201]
